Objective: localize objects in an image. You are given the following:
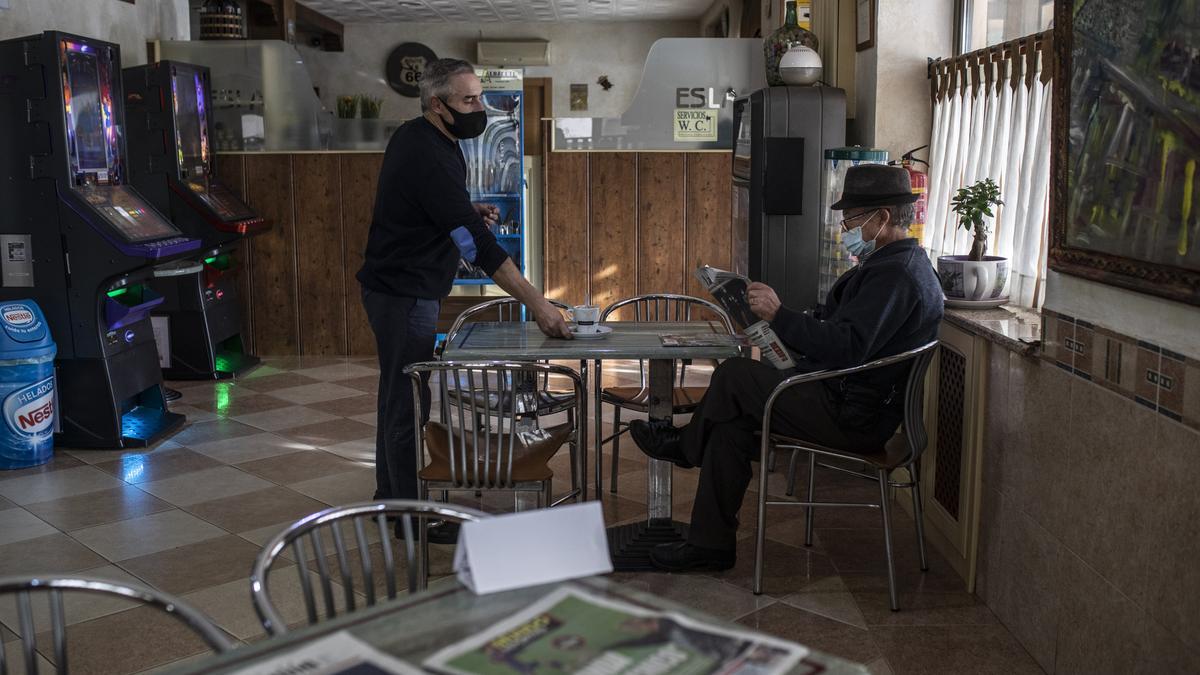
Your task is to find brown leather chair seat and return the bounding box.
[420,421,573,484]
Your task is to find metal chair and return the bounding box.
[753,341,940,611]
[409,361,585,509]
[595,294,734,493]
[250,500,489,636]
[0,576,232,673]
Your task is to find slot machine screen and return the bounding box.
[80,185,182,243]
[171,67,208,181]
[188,180,257,222]
[65,50,109,173]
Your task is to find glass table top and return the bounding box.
[444,321,747,361]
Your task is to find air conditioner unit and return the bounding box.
[476,40,550,66]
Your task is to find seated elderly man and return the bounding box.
[629,165,944,572]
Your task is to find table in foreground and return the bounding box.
[444,321,745,570]
[170,576,868,674]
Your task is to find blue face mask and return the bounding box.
[841,210,881,258]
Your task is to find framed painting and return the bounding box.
[855,0,875,51]
[1050,0,1200,305]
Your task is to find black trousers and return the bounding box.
[362,287,440,500]
[680,357,897,551]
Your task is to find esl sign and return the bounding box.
[672,86,724,142]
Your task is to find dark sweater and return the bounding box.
[357,117,509,299]
[772,238,943,403]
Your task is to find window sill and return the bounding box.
[943,303,1042,356]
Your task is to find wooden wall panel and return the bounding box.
[293,154,347,355]
[543,149,589,305]
[588,153,638,310]
[340,154,382,356]
[215,154,254,355]
[636,154,686,297]
[244,154,299,356]
[684,153,733,298]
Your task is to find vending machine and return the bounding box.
[0,32,201,447]
[731,86,845,309]
[455,68,524,285]
[124,60,269,380]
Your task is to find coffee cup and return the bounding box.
[568,305,601,333]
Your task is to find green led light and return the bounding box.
[106,288,128,298]
[204,257,217,264]
[214,383,233,415]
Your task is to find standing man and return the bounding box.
[357,59,570,541]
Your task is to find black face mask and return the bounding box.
[437,97,487,139]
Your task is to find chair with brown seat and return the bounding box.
[596,294,734,494]
[752,340,939,611]
[406,360,585,510]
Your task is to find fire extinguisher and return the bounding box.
[894,146,929,243]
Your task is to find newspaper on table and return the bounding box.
[423,587,807,675]
[693,266,796,370]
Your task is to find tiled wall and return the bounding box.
[974,326,1199,673]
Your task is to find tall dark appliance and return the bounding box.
[732,86,845,308]
[123,60,268,380]
[0,32,200,448]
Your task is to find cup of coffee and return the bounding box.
[568,305,601,333]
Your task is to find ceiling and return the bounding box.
[297,0,710,23]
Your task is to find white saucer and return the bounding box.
[570,325,612,339]
[944,296,1009,309]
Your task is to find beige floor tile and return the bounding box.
[191,394,295,418]
[780,590,868,630]
[180,571,348,641]
[237,517,383,563]
[235,372,322,393]
[291,363,378,382]
[713,537,842,597]
[308,394,378,418]
[0,467,126,506]
[133,650,217,675]
[267,383,363,406]
[185,487,329,533]
[611,572,775,621]
[0,454,85,480]
[94,448,223,485]
[71,510,227,562]
[0,534,107,576]
[865,657,895,675]
[737,602,883,666]
[236,451,363,486]
[0,645,54,675]
[186,432,316,464]
[118,535,283,596]
[871,624,1044,675]
[62,440,183,466]
[339,375,380,394]
[277,419,376,447]
[231,405,338,432]
[0,509,58,546]
[33,604,219,675]
[348,413,377,427]
[289,468,375,506]
[236,364,287,380]
[170,419,261,447]
[138,466,274,507]
[25,487,172,532]
[164,404,217,424]
[321,439,376,463]
[851,590,999,627]
[0,564,146,637]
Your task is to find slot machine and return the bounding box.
[123,60,268,380]
[0,32,201,448]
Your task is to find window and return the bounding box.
[961,0,1053,53]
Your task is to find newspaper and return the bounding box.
[230,632,423,675]
[423,587,806,675]
[693,266,796,370]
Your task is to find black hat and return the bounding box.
[830,164,919,210]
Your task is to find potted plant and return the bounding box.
[937,178,1010,306]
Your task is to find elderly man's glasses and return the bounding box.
[839,209,882,233]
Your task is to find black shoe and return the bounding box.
[648,542,736,572]
[628,419,692,468]
[394,519,460,545]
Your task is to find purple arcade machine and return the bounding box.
[0,32,201,448]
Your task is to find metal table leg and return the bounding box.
[606,358,687,570]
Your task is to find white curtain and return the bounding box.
[924,41,1052,308]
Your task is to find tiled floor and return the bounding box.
[0,356,1047,674]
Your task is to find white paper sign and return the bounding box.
[454,502,612,595]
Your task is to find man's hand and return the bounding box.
[747,282,782,322]
[474,203,499,227]
[532,300,572,339]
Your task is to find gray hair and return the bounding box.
[419,58,476,112]
[887,202,915,230]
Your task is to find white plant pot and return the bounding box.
[779,44,822,86]
[937,255,1010,301]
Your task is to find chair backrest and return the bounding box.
[0,576,232,673]
[406,361,584,488]
[446,298,571,343]
[599,294,734,387]
[899,341,940,466]
[250,500,489,636]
